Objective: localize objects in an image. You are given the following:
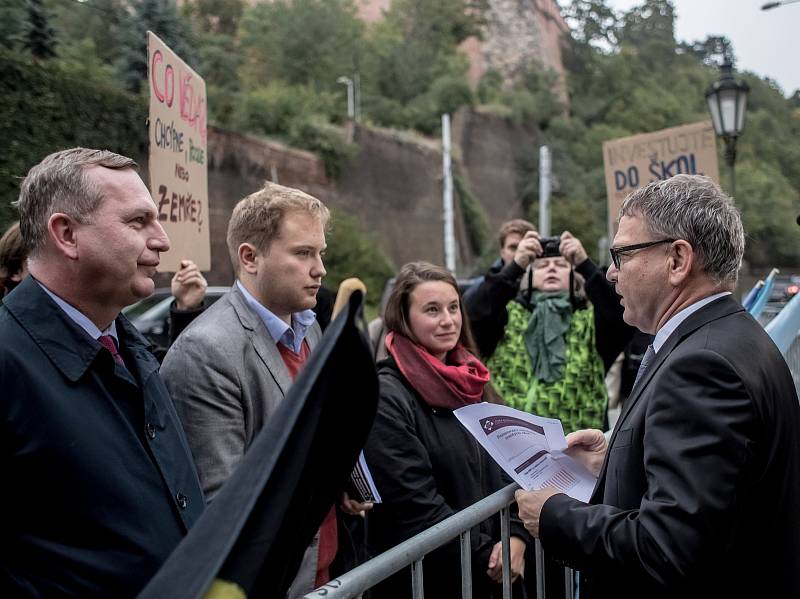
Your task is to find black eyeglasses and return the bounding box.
[609,239,676,269]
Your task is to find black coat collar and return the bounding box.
[4,276,154,383]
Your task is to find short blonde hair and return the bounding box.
[226,182,330,274]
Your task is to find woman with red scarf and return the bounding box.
[363,262,529,598]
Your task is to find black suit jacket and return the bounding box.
[539,296,800,598]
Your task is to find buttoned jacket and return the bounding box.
[0,276,204,597]
[540,296,800,598]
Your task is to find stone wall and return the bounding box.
[453,107,539,234]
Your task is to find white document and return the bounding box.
[348,451,382,503]
[454,403,596,502]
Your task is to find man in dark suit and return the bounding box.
[515,174,800,597]
[0,148,204,596]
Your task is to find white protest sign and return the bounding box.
[602,120,720,237]
[147,31,210,271]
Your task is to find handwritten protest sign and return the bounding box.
[147,31,210,271]
[602,121,720,237]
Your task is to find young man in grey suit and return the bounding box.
[515,175,800,598]
[162,183,339,596]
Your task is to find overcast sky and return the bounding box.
[603,0,799,96]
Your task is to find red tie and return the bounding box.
[98,335,125,367]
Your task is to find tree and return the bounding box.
[24,0,58,60]
[238,0,363,94]
[114,0,193,93]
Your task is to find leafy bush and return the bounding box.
[288,119,358,179]
[323,209,395,312]
[0,51,147,231]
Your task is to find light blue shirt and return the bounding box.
[236,280,316,353]
[36,279,119,343]
[652,291,731,353]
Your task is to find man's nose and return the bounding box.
[149,221,171,253]
[312,255,326,278]
[606,262,618,283]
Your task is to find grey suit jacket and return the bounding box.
[161,284,322,596]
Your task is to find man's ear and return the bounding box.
[667,240,693,286]
[47,213,80,260]
[238,242,260,275]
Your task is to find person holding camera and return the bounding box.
[465,228,634,433]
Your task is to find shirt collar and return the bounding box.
[652,291,731,353]
[36,280,119,342]
[236,280,316,353]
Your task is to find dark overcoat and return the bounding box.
[0,277,204,597]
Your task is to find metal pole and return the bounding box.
[460,530,472,599]
[539,146,551,236]
[725,136,737,199]
[564,567,575,599]
[337,76,355,120]
[411,559,424,599]
[442,113,456,272]
[535,539,546,599]
[354,72,361,122]
[500,507,512,599]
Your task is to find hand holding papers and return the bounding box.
[454,403,597,502]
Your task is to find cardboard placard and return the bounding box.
[147,31,210,271]
[602,120,720,237]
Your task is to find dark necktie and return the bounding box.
[633,344,655,389]
[98,334,125,367]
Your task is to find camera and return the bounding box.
[539,236,561,258]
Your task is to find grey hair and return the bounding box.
[14,148,138,257]
[620,175,744,286]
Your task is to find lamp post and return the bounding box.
[337,76,355,120]
[705,59,749,197]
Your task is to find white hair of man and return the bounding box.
[620,174,745,287]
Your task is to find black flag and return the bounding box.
[138,290,378,598]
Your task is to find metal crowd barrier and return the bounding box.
[302,482,574,599]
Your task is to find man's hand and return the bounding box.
[486,536,526,583]
[515,487,561,537]
[514,230,542,269]
[559,231,588,267]
[171,260,208,311]
[565,429,607,477]
[340,492,373,518]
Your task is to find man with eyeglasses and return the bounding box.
[515,174,800,598]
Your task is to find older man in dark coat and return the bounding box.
[0,148,204,597]
[516,175,800,598]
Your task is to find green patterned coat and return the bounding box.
[487,300,607,431]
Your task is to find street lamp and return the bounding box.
[336,76,355,120]
[705,59,749,197]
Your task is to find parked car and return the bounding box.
[122,286,229,350]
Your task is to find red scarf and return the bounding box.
[385,332,490,410]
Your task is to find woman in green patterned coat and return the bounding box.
[465,230,634,432]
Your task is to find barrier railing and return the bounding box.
[303,482,574,599]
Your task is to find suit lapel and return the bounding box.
[592,295,744,500]
[228,286,293,397]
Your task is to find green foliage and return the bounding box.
[0,51,147,232]
[288,120,357,179]
[359,0,481,131]
[233,82,336,136]
[237,0,362,94]
[323,209,395,311]
[24,0,58,60]
[114,0,194,93]
[454,174,490,254]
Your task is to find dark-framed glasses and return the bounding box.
[609,239,676,269]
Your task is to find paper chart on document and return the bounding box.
[455,403,596,502]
